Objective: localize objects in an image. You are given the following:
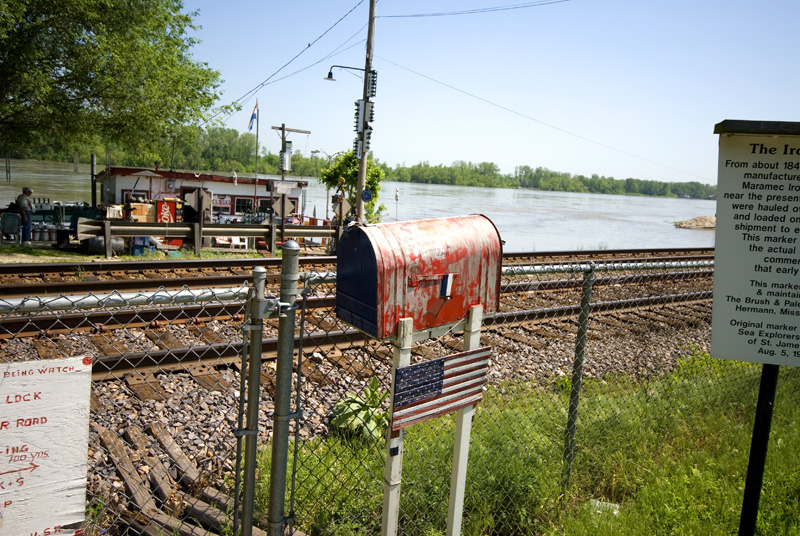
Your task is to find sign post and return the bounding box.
[711,120,800,535]
[381,318,413,536]
[381,310,490,536]
[447,305,482,536]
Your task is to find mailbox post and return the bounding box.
[337,215,503,536]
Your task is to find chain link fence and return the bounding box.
[0,285,255,534]
[283,257,796,535]
[0,253,795,534]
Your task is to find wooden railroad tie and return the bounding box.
[95,421,269,535]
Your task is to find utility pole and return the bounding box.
[272,124,311,245]
[356,0,377,222]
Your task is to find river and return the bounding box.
[2,159,716,253]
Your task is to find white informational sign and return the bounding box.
[712,127,800,366]
[0,356,93,534]
[274,181,297,195]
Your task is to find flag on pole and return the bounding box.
[395,187,399,201]
[390,346,490,431]
[248,100,259,131]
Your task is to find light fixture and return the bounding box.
[324,65,367,82]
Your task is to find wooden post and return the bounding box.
[382,317,412,536]
[447,305,482,536]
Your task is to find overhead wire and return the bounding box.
[204,1,367,125]
[380,0,570,18]
[202,1,706,180]
[376,55,710,181]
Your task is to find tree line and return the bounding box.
[3,2,715,202]
[383,161,716,199]
[10,126,717,200]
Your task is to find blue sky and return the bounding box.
[189,0,800,185]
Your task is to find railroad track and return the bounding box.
[0,247,713,297]
[62,248,714,536]
[0,247,715,381]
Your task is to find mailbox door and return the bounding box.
[336,229,380,337]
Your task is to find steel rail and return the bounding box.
[89,291,712,379]
[0,247,713,277]
[0,274,274,298]
[0,255,336,276]
[0,262,713,299]
[0,257,714,298]
[0,296,336,338]
[0,266,712,338]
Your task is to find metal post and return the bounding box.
[103,220,112,259]
[382,317,413,536]
[563,265,595,488]
[738,363,780,536]
[193,222,202,256]
[241,267,267,536]
[268,222,276,255]
[447,305,482,536]
[279,124,287,245]
[268,241,300,536]
[91,154,97,208]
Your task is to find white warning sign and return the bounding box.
[0,355,93,534]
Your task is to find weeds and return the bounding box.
[330,377,390,442]
[256,350,799,535]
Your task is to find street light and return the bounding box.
[324,65,378,96]
[323,64,378,222]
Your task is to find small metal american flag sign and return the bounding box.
[391,346,491,431]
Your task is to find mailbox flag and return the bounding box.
[440,273,455,298]
[391,346,490,431]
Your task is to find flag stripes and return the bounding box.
[248,100,258,131]
[391,346,490,431]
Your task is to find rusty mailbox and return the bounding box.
[336,215,503,340]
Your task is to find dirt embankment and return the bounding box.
[674,216,716,229]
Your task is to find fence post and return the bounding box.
[562,264,595,488]
[103,220,112,258]
[241,266,267,535]
[193,222,202,256]
[268,240,300,535]
[269,222,277,254]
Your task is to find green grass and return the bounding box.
[255,349,800,535]
[0,243,95,262]
[0,243,264,262]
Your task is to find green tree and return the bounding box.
[319,152,386,223]
[0,0,225,158]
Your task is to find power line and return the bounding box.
[380,0,570,18]
[235,0,365,104]
[204,1,366,125]
[377,55,710,181]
